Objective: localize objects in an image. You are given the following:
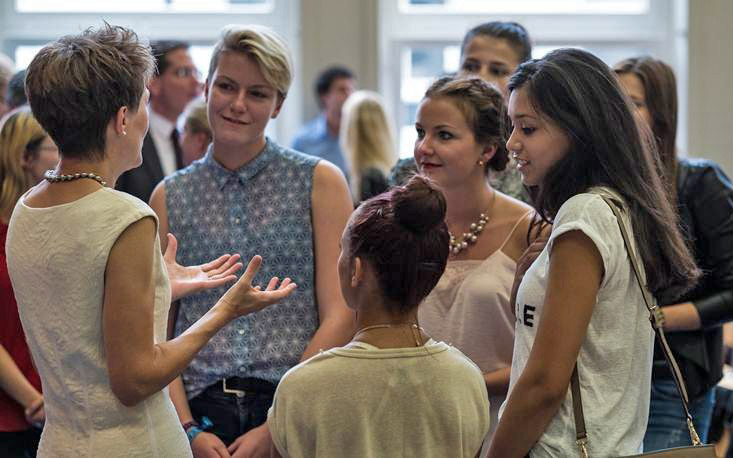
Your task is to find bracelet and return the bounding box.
[184,416,213,444]
[182,420,198,431]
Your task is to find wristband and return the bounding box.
[184,416,213,443]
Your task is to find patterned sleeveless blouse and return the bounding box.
[165,138,319,398]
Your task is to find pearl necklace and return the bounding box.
[354,323,425,347]
[44,170,107,187]
[449,189,495,255]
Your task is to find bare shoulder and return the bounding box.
[495,191,535,258]
[313,160,348,190]
[312,160,351,207]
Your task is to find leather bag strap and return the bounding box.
[569,195,702,457]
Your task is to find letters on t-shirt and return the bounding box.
[520,304,536,328]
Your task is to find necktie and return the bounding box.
[171,128,184,169]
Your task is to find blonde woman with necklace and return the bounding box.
[268,176,490,458]
[415,76,544,448]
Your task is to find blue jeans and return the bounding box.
[189,382,274,446]
[643,378,716,451]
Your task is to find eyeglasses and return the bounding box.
[170,66,202,80]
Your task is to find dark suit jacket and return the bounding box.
[117,132,181,204]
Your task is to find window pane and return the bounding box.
[15,0,271,13]
[14,45,44,69]
[403,0,649,14]
[190,45,214,81]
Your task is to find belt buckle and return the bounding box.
[222,378,246,398]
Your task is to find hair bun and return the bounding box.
[393,175,447,234]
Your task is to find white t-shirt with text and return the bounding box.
[504,190,654,457]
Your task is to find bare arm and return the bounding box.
[488,230,603,457]
[103,216,295,407]
[661,302,701,331]
[0,344,42,412]
[300,161,355,360]
[483,367,511,396]
[270,439,282,458]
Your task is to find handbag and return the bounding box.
[568,195,715,458]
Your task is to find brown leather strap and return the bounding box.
[568,195,703,455]
[571,365,588,457]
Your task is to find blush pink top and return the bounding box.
[418,214,528,447]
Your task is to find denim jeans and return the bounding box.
[189,383,274,446]
[643,378,716,452]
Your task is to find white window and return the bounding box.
[1,0,301,143]
[15,0,271,13]
[380,0,688,157]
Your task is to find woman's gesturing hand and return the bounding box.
[164,233,244,301]
[216,255,297,319]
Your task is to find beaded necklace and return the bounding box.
[448,188,495,255]
[44,170,107,187]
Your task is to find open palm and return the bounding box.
[164,233,244,301]
[218,255,297,319]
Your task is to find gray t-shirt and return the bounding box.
[503,189,654,457]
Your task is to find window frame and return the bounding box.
[0,0,303,144]
[379,0,689,156]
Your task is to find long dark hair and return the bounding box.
[614,56,678,204]
[508,48,699,297]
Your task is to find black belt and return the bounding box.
[207,377,277,398]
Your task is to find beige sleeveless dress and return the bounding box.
[6,187,191,457]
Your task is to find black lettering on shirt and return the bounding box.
[523,305,536,327]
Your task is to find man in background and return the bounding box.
[117,40,201,202]
[291,65,355,177]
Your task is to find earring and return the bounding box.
[477,159,485,167]
[122,131,128,136]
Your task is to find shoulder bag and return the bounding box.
[568,195,715,458]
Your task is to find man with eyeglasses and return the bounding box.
[117,40,202,203]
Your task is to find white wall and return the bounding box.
[688,0,733,176]
[297,0,378,123]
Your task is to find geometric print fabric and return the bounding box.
[166,138,320,399]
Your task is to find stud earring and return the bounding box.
[122,131,127,136]
[477,159,485,167]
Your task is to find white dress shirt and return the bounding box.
[148,109,178,177]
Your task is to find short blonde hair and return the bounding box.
[182,98,211,139]
[0,108,47,218]
[340,91,397,199]
[207,24,293,98]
